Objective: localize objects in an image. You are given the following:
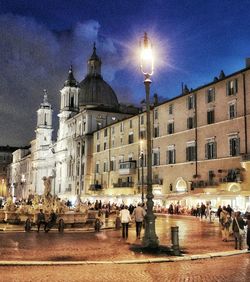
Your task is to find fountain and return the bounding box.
[1,176,89,229]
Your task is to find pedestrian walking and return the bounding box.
[217,205,222,219]
[119,206,131,239]
[200,203,206,219]
[132,203,146,239]
[37,209,46,232]
[219,206,231,242]
[226,204,233,217]
[114,211,121,230]
[94,216,103,232]
[232,211,246,250]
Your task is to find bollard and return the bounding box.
[171,226,180,255]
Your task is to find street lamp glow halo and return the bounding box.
[140,32,154,76]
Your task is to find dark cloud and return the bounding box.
[0,14,125,146]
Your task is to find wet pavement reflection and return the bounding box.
[0,215,243,261]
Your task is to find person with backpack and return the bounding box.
[220,206,232,242]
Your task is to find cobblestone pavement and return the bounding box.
[0,215,246,261]
[0,254,249,282]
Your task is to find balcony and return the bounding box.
[241,153,250,162]
[113,182,134,188]
[191,180,218,189]
[152,178,163,185]
[89,184,102,191]
[119,161,136,175]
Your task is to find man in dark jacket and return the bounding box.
[37,209,46,232]
[232,211,246,250]
[45,210,57,233]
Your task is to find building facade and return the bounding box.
[90,65,250,210]
[0,146,19,198]
[7,47,250,210]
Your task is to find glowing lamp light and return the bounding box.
[140,32,154,76]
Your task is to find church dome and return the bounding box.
[78,44,119,110]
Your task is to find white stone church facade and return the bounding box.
[8,46,136,201]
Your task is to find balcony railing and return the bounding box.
[119,161,137,175]
[152,178,163,185]
[191,180,218,189]
[241,153,250,161]
[113,182,134,188]
[89,184,102,190]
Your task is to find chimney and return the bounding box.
[153,93,158,106]
[246,58,250,68]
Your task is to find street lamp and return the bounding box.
[140,32,159,248]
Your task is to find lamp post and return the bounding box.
[140,32,159,248]
[139,140,144,203]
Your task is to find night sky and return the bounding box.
[1,0,250,146]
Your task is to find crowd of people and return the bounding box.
[1,196,250,250]
[218,205,250,250]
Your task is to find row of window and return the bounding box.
[95,137,240,172]
[165,78,238,115]
[96,102,237,147]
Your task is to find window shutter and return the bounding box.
[173,149,176,163]
[229,138,233,156]
[166,151,169,164]
[205,143,208,159]
[214,142,217,158]
[186,147,189,161]
[236,138,240,155]
[226,81,229,96]
[234,79,238,94]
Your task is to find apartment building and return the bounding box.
[90,65,250,210]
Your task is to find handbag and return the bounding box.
[235,217,245,236]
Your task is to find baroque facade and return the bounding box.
[7,47,250,210]
[8,46,136,201]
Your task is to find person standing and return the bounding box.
[246,213,250,251]
[232,211,246,250]
[37,209,46,232]
[132,203,146,239]
[217,205,222,219]
[220,206,231,242]
[226,204,233,217]
[120,206,131,239]
[200,203,206,219]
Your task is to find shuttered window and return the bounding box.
[229,137,240,156]
[167,149,176,164]
[186,145,196,161]
[226,79,238,96]
[207,110,215,124]
[205,142,217,159]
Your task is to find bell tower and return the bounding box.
[58,65,79,140]
[35,89,53,147]
[60,65,79,113]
